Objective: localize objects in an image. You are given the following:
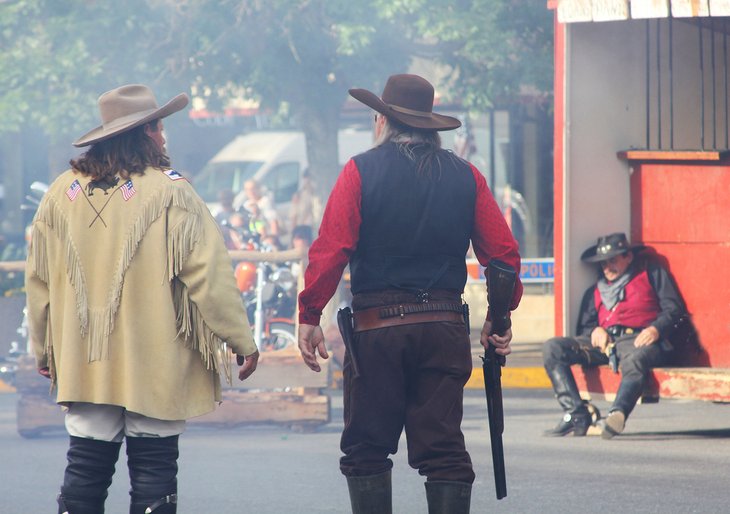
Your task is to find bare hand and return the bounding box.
[38,367,51,379]
[298,324,329,372]
[591,327,610,351]
[236,350,259,381]
[634,326,660,347]
[480,319,513,357]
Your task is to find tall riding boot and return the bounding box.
[602,377,643,439]
[57,436,122,514]
[543,364,594,436]
[346,470,392,514]
[612,377,643,419]
[126,435,179,514]
[425,481,471,514]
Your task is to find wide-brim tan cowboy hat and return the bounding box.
[73,84,189,147]
[349,74,461,131]
[581,232,646,263]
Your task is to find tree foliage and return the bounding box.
[0,0,553,190]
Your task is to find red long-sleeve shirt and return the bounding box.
[298,158,523,325]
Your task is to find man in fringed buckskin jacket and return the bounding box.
[25,84,260,514]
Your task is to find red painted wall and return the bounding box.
[553,13,565,336]
[630,162,730,367]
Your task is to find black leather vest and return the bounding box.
[350,142,476,295]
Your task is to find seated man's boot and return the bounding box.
[346,470,392,514]
[425,481,471,514]
[544,403,595,437]
[601,410,626,439]
[543,360,599,437]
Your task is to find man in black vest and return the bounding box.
[297,74,522,513]
[542,232,685,439]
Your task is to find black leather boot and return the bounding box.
[544,406,593,437]
[126,435,179,514]
[543,361,598,436]
[425,481,471,514]
[346,470,392,514]
[57,436,122,514]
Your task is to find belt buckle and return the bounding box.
[625,328,634,335]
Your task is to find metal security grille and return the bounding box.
[645,17,730,151]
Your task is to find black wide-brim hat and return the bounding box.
[349,74,461,131]
[580,232,646,263]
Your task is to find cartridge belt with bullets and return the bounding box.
[353,302,465,333]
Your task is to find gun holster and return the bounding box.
[462,303,470,335]
[606,343,619,373]
[337,307,360,377]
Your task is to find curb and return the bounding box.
[465,366,551,389]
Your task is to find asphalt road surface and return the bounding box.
[1,388,730,513]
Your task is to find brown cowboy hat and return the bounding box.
[349,74,461,131]
[73,84,189,147]
[580,232,646,263]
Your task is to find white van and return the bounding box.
[193,129,373,219]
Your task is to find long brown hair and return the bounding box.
[374,116,444,179]
[70,120,170,181]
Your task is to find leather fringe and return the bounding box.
[30,182,226,376]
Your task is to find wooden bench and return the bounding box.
[572,365,730,403]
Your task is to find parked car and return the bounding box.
[193,129,373,220]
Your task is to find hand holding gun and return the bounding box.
[481,259,517,500]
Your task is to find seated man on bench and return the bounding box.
[543,232,686,439]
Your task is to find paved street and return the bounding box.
[2,387,730,513]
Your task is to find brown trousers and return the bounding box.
[340,290,475,484]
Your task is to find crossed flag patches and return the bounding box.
[65,177,136,228]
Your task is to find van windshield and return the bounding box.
[193,161,264,202]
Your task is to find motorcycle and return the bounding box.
[237,258,297,352]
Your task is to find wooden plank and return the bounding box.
[617,149,730,160]
[228,248,304,264]
[191,390,330,427]
[16,394,65,438]
[227,348,329,390]
[0,261,25,272]
[592,0,630,21]
[572,366,730,402]
[572,365,660,400]
[655,368,730,401]
[671,0,710,17]
[631,0,671,18]
[709,0,730,15]
[558,0,593,23]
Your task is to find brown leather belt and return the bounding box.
[353,302,464,333]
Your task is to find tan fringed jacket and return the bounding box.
[25,167,257,421]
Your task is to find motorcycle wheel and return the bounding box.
[267,322,296,351]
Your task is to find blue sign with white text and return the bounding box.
[519,258,554,283]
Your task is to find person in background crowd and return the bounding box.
[243,179,280,237]
[289,170,322,233]
[542,232,686,439]
[25,84,259,514]
[214,188,237,225]
[297,74,522,513]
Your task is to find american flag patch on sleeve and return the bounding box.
[163,169,186,181]
[65,180,81,201]
[121,179,136,201]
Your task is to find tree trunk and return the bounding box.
[0,132,24,238]
[295,102,341,201]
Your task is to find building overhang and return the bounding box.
[548,0,730,23]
